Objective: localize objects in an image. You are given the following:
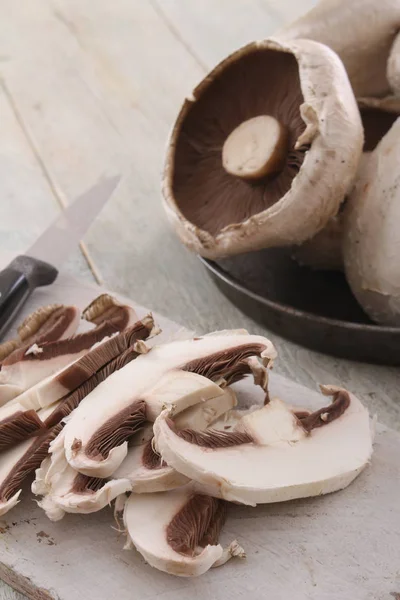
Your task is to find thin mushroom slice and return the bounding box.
[65,372,224,478]
[0,332,152,453]
[62,333,275,477]
[0,408,62,516]
[114,388,237,493]
[163,37,362,258]
[0,304,80,364]
[123,484,244,577]
[82,293,137,329]
[32,454,131,521]
[0,402,45,451]
[154,386,373,506]
[11,315,155,412]
[0,296,138,404]
[343,116,400,324]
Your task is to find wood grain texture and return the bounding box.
[1,0,399,597]
[0,83,94,283]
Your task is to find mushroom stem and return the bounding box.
[222,115,288,181]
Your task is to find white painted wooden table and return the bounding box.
[1,1,400,598]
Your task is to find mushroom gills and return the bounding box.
[61,333,275,478]
[163,38,363,258]
[0,402,45,451]
[0,304,80,364]
[32,453,131,521]
[114,388,237,493]
[154,385,373,506]
[0,323,153,453]
[0,405,63,516]
[123,484,244,577]
[10,314,155,412]
[0,295,138,404]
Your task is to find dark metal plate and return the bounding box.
[200,248,400,365]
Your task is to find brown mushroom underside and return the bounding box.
[166,494,227,555]
[142,438,166,470]
[167,389,352,448]
[0,410,44,451]
[172,48,307,235]
[79,342,269,462]
[0,305,77,364]
[0,424,62,503]
[45,344,144,429]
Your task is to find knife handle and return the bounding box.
[0,256,58,339]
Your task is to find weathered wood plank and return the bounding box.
[0,81,95,283]
[260,0,318,23]
[150,0,282,69]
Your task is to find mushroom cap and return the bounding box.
[163,38,363,258]
[293,95,400,271]
[388,32,400,95]
[153,386,373,506]
[277,0,400,98]
[343,116,400,325]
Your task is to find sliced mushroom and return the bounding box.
[82,293,137,329]
[343,116,400,324]
[163,38,362,258]
[0,304,80,364]
[62,332,275,477]
[154,385,373,506]
[10,315,154,412]
[294,96,400,270]
[123,484,244,577]
[0,408,62,516]
[32,453,131,521]
[0,322,153,452]
[0,296,139,404]
[277,0,400,98]
[0,402,44,451]
[114,388,237,493]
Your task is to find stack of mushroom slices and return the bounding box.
[0,308,374,578]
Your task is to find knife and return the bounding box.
[0,176,120,339]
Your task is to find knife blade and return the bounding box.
[0,175,121,339]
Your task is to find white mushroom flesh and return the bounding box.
[123,484,239,577]
[0,296,139,404]
[0,404,61,516]
[32,452,131,521]
[9,315,155,412]
[114,388,237,493]
[343,117,400,324]
[61,333,275,477]
[154,386,373,506]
